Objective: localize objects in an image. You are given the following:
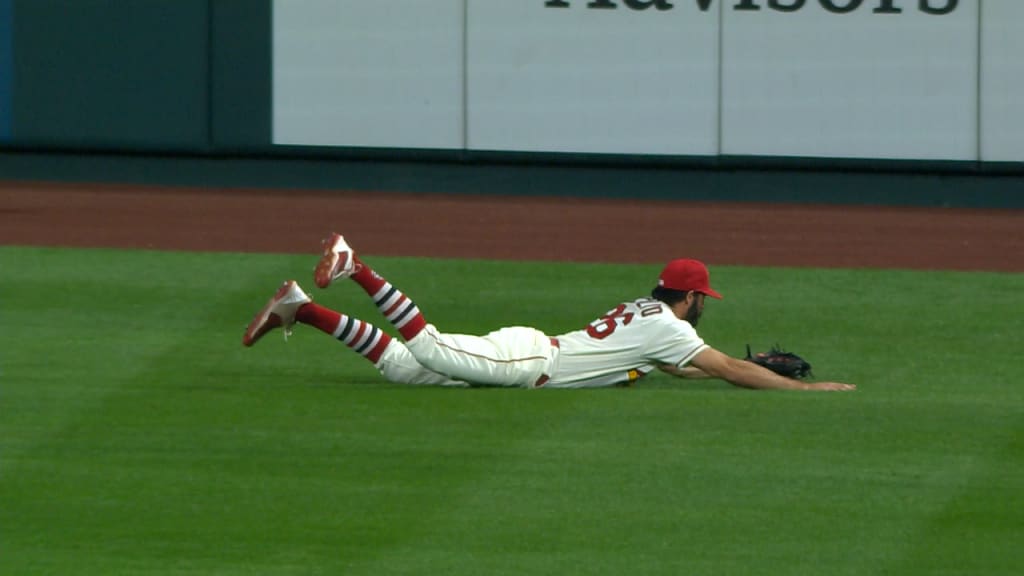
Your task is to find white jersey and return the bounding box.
[546,298,707,388]
[374,297,706,390]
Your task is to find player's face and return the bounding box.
[684,293,705,327]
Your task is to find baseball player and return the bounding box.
[242,234,855,392]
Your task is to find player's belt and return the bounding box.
[532,338,561,388]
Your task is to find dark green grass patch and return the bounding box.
[2,246,1022,575]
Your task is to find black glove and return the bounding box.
[744,344,813,379]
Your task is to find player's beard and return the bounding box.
[684,300,702,327]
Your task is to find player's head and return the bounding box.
[652,259,722,328]
[655,259,722,300]
[650,286,704,326]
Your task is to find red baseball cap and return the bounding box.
[657,259,723,299]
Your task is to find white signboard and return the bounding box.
[272,0,464,149]
[466,1,719,155]
[721,1,977,160]
[271,0,1016,164]
[981,1,1024,162]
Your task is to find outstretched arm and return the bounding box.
[685,347,856,391]
[658,364,713,379]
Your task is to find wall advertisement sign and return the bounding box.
[272,0,1021,162]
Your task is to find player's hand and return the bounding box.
[805,381,856,391]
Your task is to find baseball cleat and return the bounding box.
[242,280,311,347]
[314,232,359,289]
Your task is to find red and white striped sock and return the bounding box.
[351,257,427,341]
[295,303,391,364]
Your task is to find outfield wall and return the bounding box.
[0,0,1021,206]
[273,0,1024,163]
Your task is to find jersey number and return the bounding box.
[586,304,633,339]
[586,302,663,340]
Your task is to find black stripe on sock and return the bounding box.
[355,327,379,354]
[374,286,397,307]
[391,302,415,325]
[337,316,356,342]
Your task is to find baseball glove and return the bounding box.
[744,344,813,379]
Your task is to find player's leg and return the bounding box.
[314,234,553,387]
[374,339,468,387]
[294,300,391,364]
[242,280,390,362]
[313,233,427,341]
[404,326,554,387]
[299,300,464,385]
[242,280,461,386]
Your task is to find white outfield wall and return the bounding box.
[465,2,719,155]
[272,0,1023,163]
[980,1,1024,162]
[272,1,465,149]
[720,5,977,160]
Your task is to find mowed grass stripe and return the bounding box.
[1,248,608,573]
[2,246,1023,575]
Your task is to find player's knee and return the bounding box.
[405,330,444,371]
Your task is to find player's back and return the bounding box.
[548,297,706,388]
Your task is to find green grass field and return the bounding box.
[2,245,1022,575]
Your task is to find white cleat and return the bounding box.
[314,232,359,289]
[242,280,312,347]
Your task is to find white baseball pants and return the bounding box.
[375,325,557,388]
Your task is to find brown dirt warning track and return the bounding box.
[2,181,1023,272]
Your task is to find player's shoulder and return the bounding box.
[628,297,698,332]
[626,297,671,314]
[621,298,676,325]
